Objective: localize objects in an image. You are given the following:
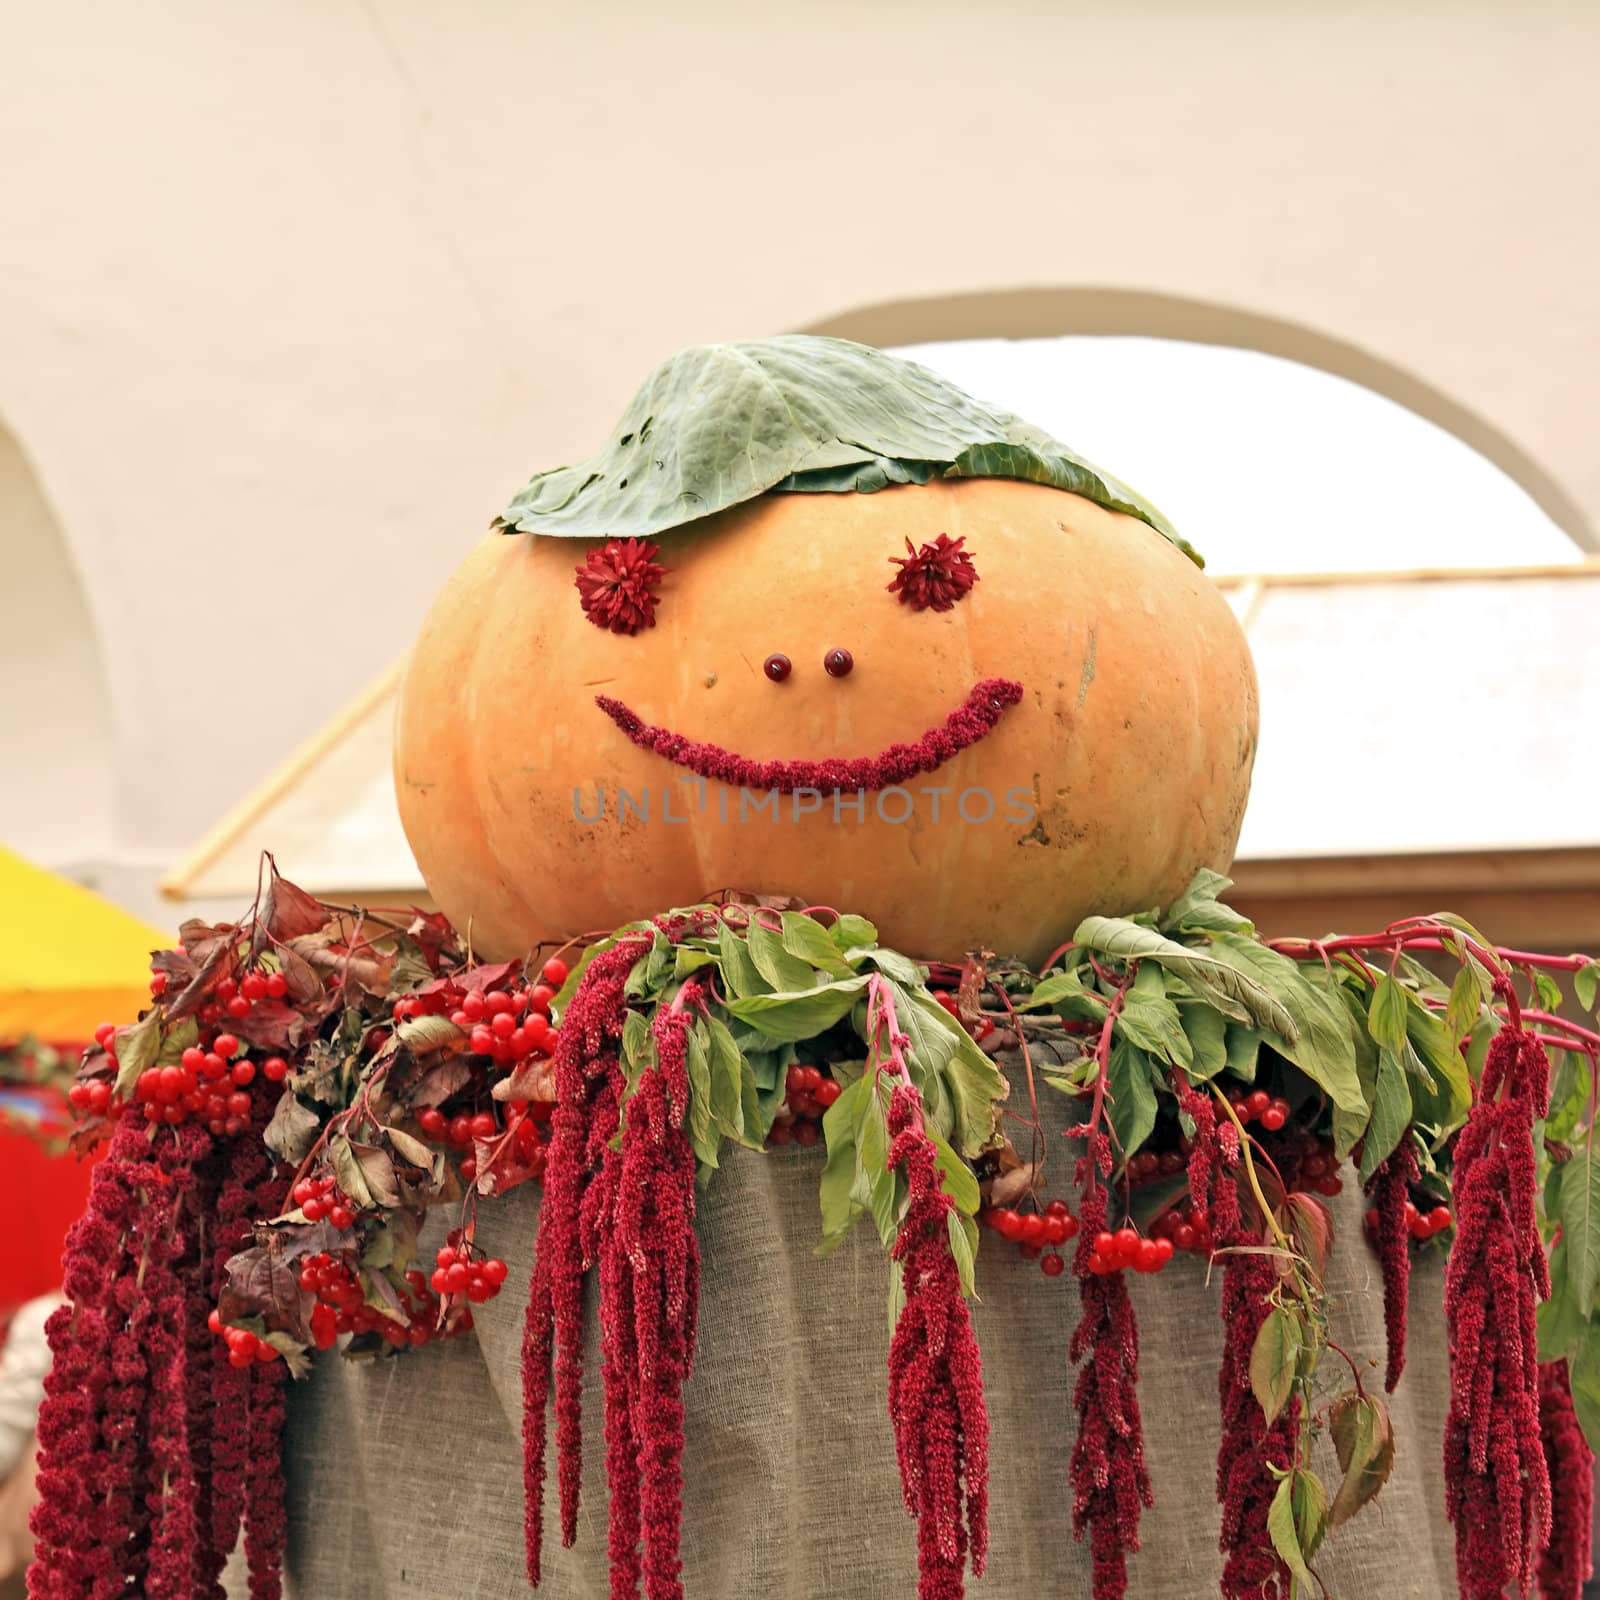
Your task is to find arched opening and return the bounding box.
[798,288,1596,556]
[0,419,116,864]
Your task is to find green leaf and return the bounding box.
[1160,868,1253,935]
[496,335,1194,560]
[817,1073,873,1251]
[1576,961,1599,1013]
[1559,1132,1600,1318]
[893,985,1005,1160]
[704,1016,747,1141]
[1569,1327,1600,1454]
[1024,968,1108,1022]
[329,1134,374,1210]
[779,912,854,978]
[620,1010,653,1091]
[1107,1038,1159,1164]
[673,946,718,980]
[1445,964,1482,1042]
[859,946,925,987]
[685,1024,719,1171]
[946,1210,979,1299]
[886,1257,906,1337]
[1266,1473,1320,1588]
[1179,1003,1228,1080]
[1357,1051,1414,1183]
[1206,935,1366,1116]
[926,1124,981,1217]
[1367,976,1409,1053]
[1250,1306,1302,1425]
[831,913,878,951]
[1539,1240,1584,1364]
[1224,1023,1262,1084]
[715,921,770,999]
[1547,1051,1592,1146]
[1073,919,1296,1038]
[1116,963,1193,1067]
[745,920,816,993]
[1404,993,1471,1131]
[111,1011,162,1099]
[1327,1393,1396,1530]
[727,976,870,1043]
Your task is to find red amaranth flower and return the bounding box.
[885,1082,989,1600]
[29,1071,288,1600]
[594,677,1023,796]
[1538,1359,1594,1600]
[1444,1012,1553,1599]
[1217,1247,1297,1599]
[1069,1134,1152,1600]
[1368,1139,1418,1391]
[887,533,979,612]
[522,933,652,1587]
[574,538,667,634]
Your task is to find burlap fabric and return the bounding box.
[284,1080,1458,1599]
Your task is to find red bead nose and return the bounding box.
[763,653,791,682]
[823,648,853,678]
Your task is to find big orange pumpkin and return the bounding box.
[394,475,1257,963]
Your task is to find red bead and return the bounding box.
[813,1078,843,1109]
[231,1061,255,1086]
[461,991,486,1021]
[460,1157,478,1181]
[1019,1214,1047,1246]
[469,1112,497,1141]
[1427,1205,1452,1234]
[263,1055,288,1082]
[1259,1107,1287,1132]
[1094,1231,1116,1259]
[266,972,289,999]
[227,996,251,1019]
[823,647,854,677]
[482,1257,508,1286]
[528,985,555,1017]
[540,957,569,987]
[329,1206,355,1230]
[793,1122,819,1148]
[1245,1089,1270,1118]
[1041,1252,1066,1278]
[491,1011,516,1040]
[418,1107,446,1138]
[242,972,269,1001]
[213,1033,239,1060]
[484,990,513,1017]
[94,1022,116,1047]
[1113,1227,1140,1264]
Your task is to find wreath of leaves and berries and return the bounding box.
[28,860,1600,1600]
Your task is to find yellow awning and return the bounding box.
[0,846,171,1042]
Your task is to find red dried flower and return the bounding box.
[885,1082,990,1600]
[1538,1359,1594,1600]
[595,677,1023,796]
[1069,1142,1153,1600]
[522,934,651,1586]
[575,538,667,634]
[887,533,979,612]
[1444,1014,1553,1599]
[1368,1140,1419,1391]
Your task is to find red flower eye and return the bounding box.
[886,533,978,613]
[574,538,667,634]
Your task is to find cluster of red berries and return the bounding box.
[429,1241,509,1305]
[1364,1197,1452,1241]
[191,968,289,1027]
[205,1311,283,1368]
[293,1254,448,1350]
[1122,1147,1189,1185]
[1085,1226,1176,1276]
[1224,1086,1293,1133]
[1148,1204,1217,1257]
[124,1033,277,1135]
[980,1198,1079,1275]
[290,1172,358,1230]
[932,990,996,1042]
[767,1063,844,1147]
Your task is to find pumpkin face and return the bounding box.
[394,478,1257,963]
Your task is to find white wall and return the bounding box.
[1,0,1596,914]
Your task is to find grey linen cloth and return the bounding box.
[284,1081,1461,1599]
